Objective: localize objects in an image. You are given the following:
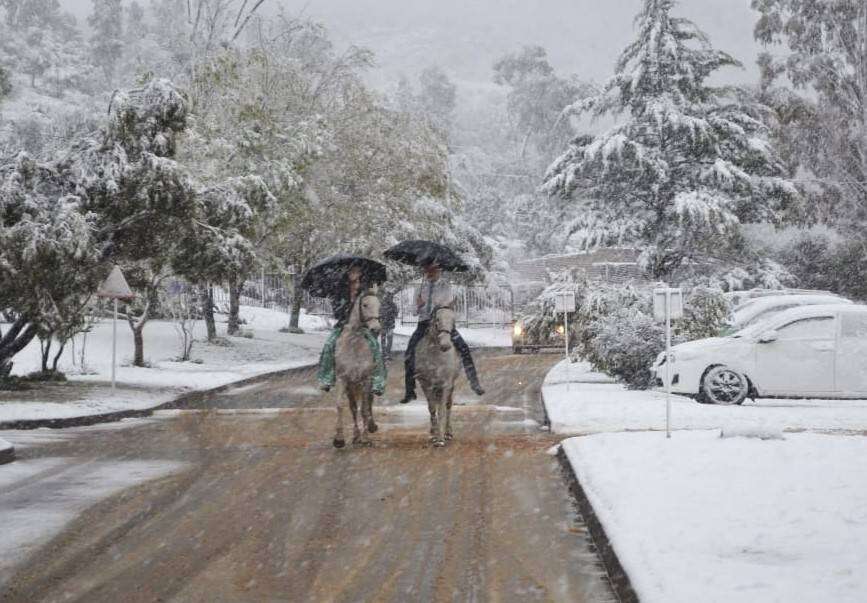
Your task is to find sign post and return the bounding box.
[653,286,683,438]
[96,266,134,391]
[554,291,577,361]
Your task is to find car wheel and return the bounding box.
[698,366,748,405]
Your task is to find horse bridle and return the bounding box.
[357,292,380,329]
[431,306,453,336]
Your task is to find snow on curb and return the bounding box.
[541,359,867,435]
[561,431,867,602]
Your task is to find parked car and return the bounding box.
[652,304,867,404]
[512,315,566,354]
[725,288,840,309]
[726,294,852,332]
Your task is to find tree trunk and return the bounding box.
[0,319,38,374]
[133,326,145,367]
[201,285,217,341]
[51,341,66,372]
[227,280,242,336]
[40,336,52,373]
[290,274,303,329]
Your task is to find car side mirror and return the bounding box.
[758,330,779,344]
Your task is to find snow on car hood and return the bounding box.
[671,337,730,355]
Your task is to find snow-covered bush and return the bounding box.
[522,280,732,389]
[591,306,665,389]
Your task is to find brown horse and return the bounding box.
[415,306,460,447]
[333,289,381,448]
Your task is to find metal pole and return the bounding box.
[665,289,672,439]
[564,309,570,361]
[111,298,117,391]
[260,268,266,308]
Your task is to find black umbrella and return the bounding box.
[383,240,470,272]
[301,254,387,298]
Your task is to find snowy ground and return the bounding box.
[543,360,867,435]
[1,310,509,424]
[548,359,867,602]
[393,323,511,348]
[0,422,187,585]
[0,307,330,424]
[562,432,867,602]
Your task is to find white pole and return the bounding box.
[564,309,570,361]
[665,289,672,439]
[111,298,117,391]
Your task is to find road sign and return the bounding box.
[554,292,576,313]
[96,265,134,391]
[97,265,134,300]
[653,288,683,322]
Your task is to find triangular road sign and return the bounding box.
[97,265,135,300]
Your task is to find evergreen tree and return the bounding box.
[88,0,124,84]
[753,0,867,226]
[544,0,796,278]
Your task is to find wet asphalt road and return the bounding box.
[1,350,614,602]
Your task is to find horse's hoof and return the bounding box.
[433,439,446,448]
[367,420,378,433]
[333,438,346,449]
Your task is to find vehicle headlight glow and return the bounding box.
[556,325,565,335]
[513,322,523,337]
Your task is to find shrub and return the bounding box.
[592,306,665,388]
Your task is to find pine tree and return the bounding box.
[544,0,796,278]
[88,0,124,84]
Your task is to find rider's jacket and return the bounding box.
[417,277,453,322]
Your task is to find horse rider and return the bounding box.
[380,289,398,361]
[317,264,387,396]
[398,260,485,404]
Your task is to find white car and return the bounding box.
[652,304,867,404]
[728,294,851,332]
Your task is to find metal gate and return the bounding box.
[398,284,513,327]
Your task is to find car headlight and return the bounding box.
[513,322,523,337]
[556,325,565,335]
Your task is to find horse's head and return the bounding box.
[357,291,381,334]
[431,306,455,352]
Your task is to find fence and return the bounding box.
[194,277,514,328]
[397,283,514,327]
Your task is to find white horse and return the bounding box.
[415,306,461,447]
[333,289,381,448]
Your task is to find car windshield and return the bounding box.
[729,318,780,339]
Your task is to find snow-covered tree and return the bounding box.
[753,0,867,227]
[0,153,101,377]
[417,66,457,135]
[493,45,594,159]
[544,0,797,278]
[88,0,124,84]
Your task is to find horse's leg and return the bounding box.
[444,383,455,441]
[420,381,437,440]
[357,383,372,446]
[333,381,346,449]
[349,384,362,445]
[365,385,377,434]
[434,387,447,447]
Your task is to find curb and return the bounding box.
[539,386,552,428]
[0,444,14,465]
[557,446,639,603]
[0,362,318,431]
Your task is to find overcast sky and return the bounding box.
[61,0,763,87]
